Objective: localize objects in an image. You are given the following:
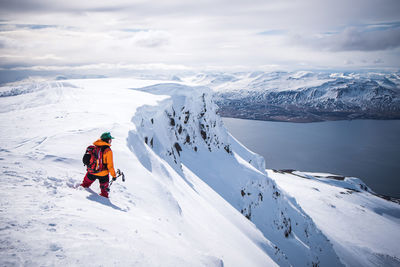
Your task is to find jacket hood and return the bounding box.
[93,139,111,147]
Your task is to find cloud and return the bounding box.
[333,27,400,51]
[0,23,60,32]
[258,30,287,36]
[0,0,399,70]
[131,30,170,48]
[364,22,400,31]
[291,25,400,52]
[0,36,23,49]
[0,62,191,71]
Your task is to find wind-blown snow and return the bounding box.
[0,77,399,266]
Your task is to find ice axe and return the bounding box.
[107,169,125,192]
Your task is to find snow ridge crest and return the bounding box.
[131,83,264,173]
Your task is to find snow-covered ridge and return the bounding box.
[130,83,237,171]
[130,83,265,173]
[130,83,343,266]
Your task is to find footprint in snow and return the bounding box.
[49,243,62,251]
[66,181,81,189]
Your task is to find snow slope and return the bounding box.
[268,170,400,266]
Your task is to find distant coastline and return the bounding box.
[217,105,400,123]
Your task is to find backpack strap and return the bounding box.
[99,146,111,170]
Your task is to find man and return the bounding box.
[81,132,117,198]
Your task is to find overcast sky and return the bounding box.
[0,0,399,73]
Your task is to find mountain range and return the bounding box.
[182,71,400,122]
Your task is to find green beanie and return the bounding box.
[100,132,115,141]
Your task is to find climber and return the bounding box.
[81,132,117,198]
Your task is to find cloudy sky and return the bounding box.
[0,0,399,74]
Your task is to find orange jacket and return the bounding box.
[92,139,117,178]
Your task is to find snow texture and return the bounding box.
[0,78,399,266]
[268,170,400,266]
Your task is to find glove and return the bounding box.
[112,176,117,181]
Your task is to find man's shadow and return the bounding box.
[85,188,126,212]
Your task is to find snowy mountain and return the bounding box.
[182,71,400,122]
[0,78,399,266]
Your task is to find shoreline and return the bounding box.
[219,114,400,123]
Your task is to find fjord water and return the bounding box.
[222,118,400,198]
